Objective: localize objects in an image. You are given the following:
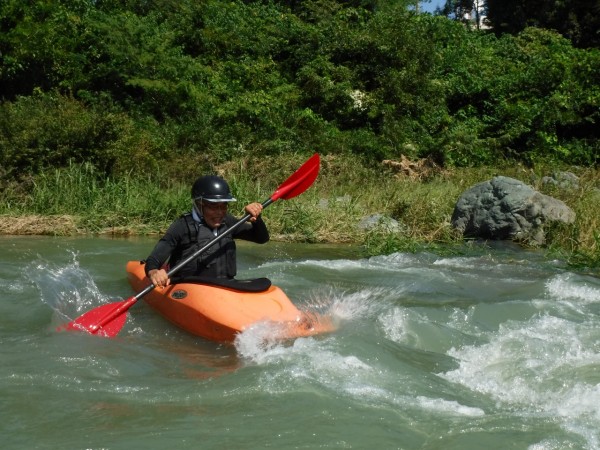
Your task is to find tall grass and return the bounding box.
[541,168,600,269]
[1,162,189,233]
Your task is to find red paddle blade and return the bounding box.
[271,153,320,201]
[58,297,137,337]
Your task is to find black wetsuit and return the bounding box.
[144,213,269,279]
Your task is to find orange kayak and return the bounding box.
[126,260,335,343]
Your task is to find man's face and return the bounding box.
[199,201,228,228]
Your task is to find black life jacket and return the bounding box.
[170,213,237,279]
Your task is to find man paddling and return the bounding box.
[145,175,269,287]
[61,154,319,337]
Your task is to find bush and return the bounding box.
[0,1,597,174]
[0,91,170,182]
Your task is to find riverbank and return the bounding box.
[1,155,598,268]
[0,214,158,237]
[0,214,318,240]
[0,215,81,236]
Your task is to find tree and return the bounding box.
[486,0,600,48]
[437,0,487,30]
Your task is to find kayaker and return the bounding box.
[144,175,269,287]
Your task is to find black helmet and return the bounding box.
[191,175,236,202]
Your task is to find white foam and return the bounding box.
[415,396,485,417]
[528,438,576,450]
[236,331,373,386]
[440,314,600,446]
[259,252,421,274]
[234,286,390,362]
[298,258,374,270]
[326,287,392,321]
[545,273,600,304]
[433,256,488,269]
[379,307,413,343]
[0,279,26,293]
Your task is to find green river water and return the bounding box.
[1,235,599,449]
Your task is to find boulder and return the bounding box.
[451,176,575,245]
[357,214,401,233]
[541,171,580,190]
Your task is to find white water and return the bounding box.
[1,236,599,449]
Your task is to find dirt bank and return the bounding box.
[0,215,81,235]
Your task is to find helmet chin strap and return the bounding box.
[192,199,204,222]
[192,199,219,236]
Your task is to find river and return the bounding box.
[1,236,599,449]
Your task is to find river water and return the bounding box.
[1,236,599,449]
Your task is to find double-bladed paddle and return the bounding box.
[59,153,320,337]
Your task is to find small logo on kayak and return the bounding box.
[171,290,188,300]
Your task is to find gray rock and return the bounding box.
[541,171,580,190]
[358,214,401,232]
[451,176,575,245]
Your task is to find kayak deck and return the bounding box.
[126,261,335,342]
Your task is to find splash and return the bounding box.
[308,285,392,321]
[440,314,600,447]
[379,307,416,344]
[27,251,110,325]
[234,284,396,359]
[415,396,485,417]
[297,252,423,271]
[545,273,600,304]
[234,287,388,361]
[235,331,378,394]
[235,322,487,421]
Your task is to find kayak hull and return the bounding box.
[126,261,334,342]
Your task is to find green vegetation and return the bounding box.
[1,0,598,177]
[0,1,598,270]
[1,155,598,272]
[484,0,599,49]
